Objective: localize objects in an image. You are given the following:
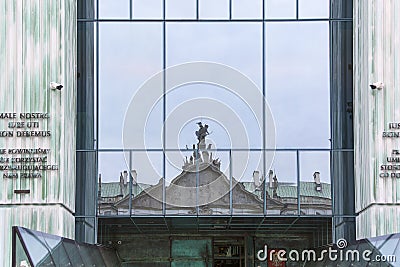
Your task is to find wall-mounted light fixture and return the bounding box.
[370,82,384,90]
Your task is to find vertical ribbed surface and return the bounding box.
[0,0,76,266]
[354,0,400,239]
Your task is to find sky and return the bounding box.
[96,0,332,186]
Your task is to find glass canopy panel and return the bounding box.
[38,231,71,266]
[78,244,106,266]
[14,227,118,266]
[14,234,32,267]
[62,240,85,266]
[17,228,55,266]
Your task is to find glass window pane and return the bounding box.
[17,228,51,266]
[232,0,262,19]
[266,22,330,148]
[40,233,71,266]
[300,151,331,215]
[166,0,196,19]
[199,0,229,19]
[99,23,163,148]
[265,0,296,19]
[98,152,130,216]
[167,23,262,87]
[131,151,163,215]
[99,0,130,19]
[232,151,264,215]
[166,23,263,152]
[299,0,329,18]
[133,0,163,19]
[266,151,298,215]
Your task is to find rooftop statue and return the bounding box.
[195,122,209,143]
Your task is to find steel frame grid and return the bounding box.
[76,0,354,246]
[97,216,333,244]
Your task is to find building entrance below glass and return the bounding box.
[98,216,332,266]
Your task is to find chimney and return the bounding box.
[253,171,261,187]
[131,169,137,185]
[273,175,278,189]
[123,170,128,185]
[268,170,274,188]
[119,172,124,196]
[98,174,102,198]
[314,171,321,191]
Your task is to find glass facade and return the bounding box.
[76,0,355,260]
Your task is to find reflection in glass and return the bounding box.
[99,23,162,148]
[166,0,196,19]
[165,149,231,215]
[299,0,329,18]
[265,151,298,215]
[133,0,163,19]
[98,0,130,19]
[266,22,330,148]
[265,0,296,19]
[130,152,163,215]
[232,0,262,19]
[165,84,263,150]
[167,23,262,88]
[299,151,331,215]
[232,151,264,215]
[199,0,229,19]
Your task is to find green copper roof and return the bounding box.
[242,181,331,199]
[100,183,151,198]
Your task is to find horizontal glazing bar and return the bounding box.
[77,18,352,23]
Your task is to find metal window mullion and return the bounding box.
[196,149,200,214]
[129,0,133,20]
[94,6,100,243]
[296,150,300,215]
[329,16,336,244]
[196,0,199,20]
[229,149,233,215]
[262,0,267,215]
[162,0,166,215]
[129,151,133,216]
[229,0,232,20]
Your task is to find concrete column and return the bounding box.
[354,0,400,239]
[0,1,76,265]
